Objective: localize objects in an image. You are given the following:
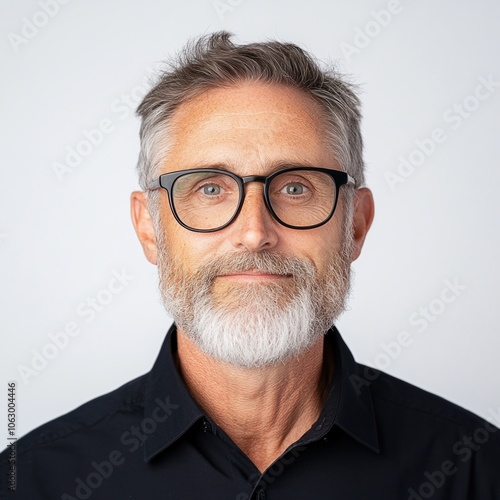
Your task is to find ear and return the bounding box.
[130,191,158,265]
[351,187,375,262]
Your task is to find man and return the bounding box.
[1,32,499,499]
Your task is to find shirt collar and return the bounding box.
[143,324,379,462]
[143,324,204,462]
[327,326,380,454]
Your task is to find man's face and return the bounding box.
[133,82,373,367]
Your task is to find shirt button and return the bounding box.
[255,487,265,500]
[202,420,211,433]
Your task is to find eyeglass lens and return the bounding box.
[171,170,337,231]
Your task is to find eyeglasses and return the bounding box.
[146,166,355,232]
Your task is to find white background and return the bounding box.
[1,0,499,441]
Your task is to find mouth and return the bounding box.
[217,270,291,282]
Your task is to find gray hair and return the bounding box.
[136,31,364,218]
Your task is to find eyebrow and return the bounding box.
[176,160,326,175]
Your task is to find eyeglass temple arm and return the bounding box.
[146,179,161,190]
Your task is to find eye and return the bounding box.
[281,183,307,195]
[202,184,221,195]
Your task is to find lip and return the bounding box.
[217,271,290,281]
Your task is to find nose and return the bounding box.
[229,182,279,252]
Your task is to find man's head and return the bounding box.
[131,32,374,368]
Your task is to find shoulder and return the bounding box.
[0,373,147,463]
[360,364,500,450]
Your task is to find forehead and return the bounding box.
[164,82,337,173]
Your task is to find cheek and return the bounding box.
[285,225,343,272]
[166,229,224,273]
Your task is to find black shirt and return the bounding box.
[1,325,499,499]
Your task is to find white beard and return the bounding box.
[156,225,353,368]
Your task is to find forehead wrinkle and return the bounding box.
[201,111,300,130]
[179,111,304,134]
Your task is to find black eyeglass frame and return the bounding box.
[146,166,356,233]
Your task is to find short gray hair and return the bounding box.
[136,31,365,211]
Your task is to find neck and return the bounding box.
[175,330,333,472]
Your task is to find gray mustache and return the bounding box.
[193,252,316,283]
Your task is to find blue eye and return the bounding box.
[203,185,221,195]
[283,183,305,195]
